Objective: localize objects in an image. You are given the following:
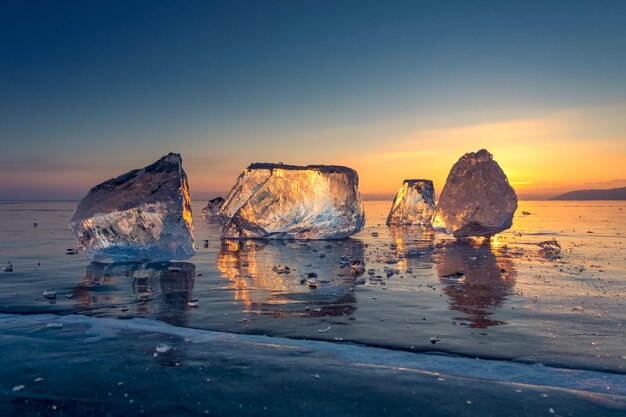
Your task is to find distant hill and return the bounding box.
[551,186,626,200]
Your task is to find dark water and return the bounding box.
[0,200,625,416]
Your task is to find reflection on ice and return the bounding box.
[217,238,365,317]
[388,225,435,272]
[435,240,516,328]
[74,261,196,326]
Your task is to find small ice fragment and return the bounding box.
[406,249,423,257]
[272,265,290,274]
[386,179,435,226]
[350,260,365,275]
[187,299,200,307]
[306,274,319,289]
[202,197,225,217]
[46,322,63,328]
[572,305,583,311]
[120,306,129,312]
[168,266,182,272]
[64,293,73,299]
[33,222,38,227]
[2,261,13,272]
[42,289,57,299]
[218,163,365,239]
[12,385,25,392]
[441,272,466,283]
[538,240,561,251]
[432,149,517,237]
[317,326,331,333]
[155,343,172,353]
[34,377,44,382]
[522,211,531,215]
[66,248,79,255]
[430,336,440,344]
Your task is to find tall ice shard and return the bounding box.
[432,149,517,238]
[386,179,435,226]
[70,153,195,261]
[219,163,365,239]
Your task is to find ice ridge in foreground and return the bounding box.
[3,313,625,397]
[219,163,365,239]
[69,153,195,262]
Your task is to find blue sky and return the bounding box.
[1,1,625,199]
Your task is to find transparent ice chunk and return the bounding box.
[219,163,365,239]
[432,149,517,237]
[386,179,435,226]
[69,153,195,261]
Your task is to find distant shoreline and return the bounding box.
[551,186,626,201]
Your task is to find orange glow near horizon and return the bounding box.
[3,108,623,201]
[178,107,626,200]
[337,109,626,198]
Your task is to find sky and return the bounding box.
[1,0,625,200]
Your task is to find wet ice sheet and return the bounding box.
[0,313,624,417]
[0,200,625,374]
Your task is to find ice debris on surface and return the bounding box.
[69,153,195,262]
[386,179,435,226]
[42,289,57,299]
[218,163,365,239]
[432,149,517,238]
[538,239,561,251]
[201,197,225,217]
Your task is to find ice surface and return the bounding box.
[386,179,435,225]
[218,163,365,239]
[69,153,195,261]
[201,197,224,217]
[432,149,517,237]
[3,313,626,397]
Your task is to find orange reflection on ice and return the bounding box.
[435,239,517,328]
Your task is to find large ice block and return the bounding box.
[386,179,435,225]
[219,163,365,239]
[70,153,195,261]
[432,149,517,238]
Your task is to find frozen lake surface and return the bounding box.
[0,200,625,416]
